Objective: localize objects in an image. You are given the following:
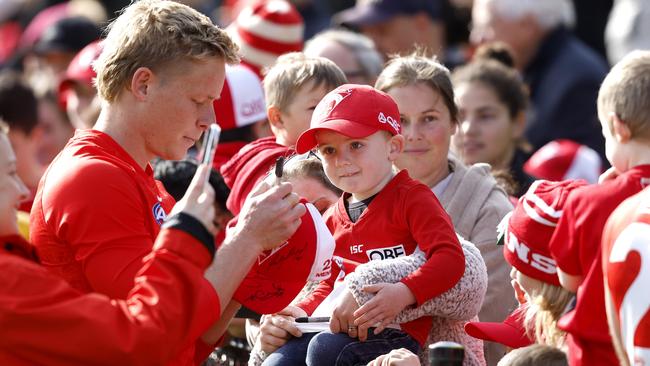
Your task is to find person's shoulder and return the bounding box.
[42,154,137,207]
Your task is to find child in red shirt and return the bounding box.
[261,84,465,366]
[548,50,650,366]
[220,53,346,215]
[602,187,650,366]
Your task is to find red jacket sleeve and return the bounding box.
[0,227,220,366]
[400,186,465,305]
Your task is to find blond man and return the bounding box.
[29,0,305,364]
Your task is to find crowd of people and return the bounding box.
[1,0,649,366]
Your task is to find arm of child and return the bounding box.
[398,186,465,305]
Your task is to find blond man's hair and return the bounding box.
[263,52,346,112]
[524,282,573,347]
[95,0,239,102]
[598,50,650,140]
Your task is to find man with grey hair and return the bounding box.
[471,0,608,164]
[304,29,384,86]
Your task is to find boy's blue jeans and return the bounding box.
[261,328,420,366]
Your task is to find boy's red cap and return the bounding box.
[500,179,587,286]
[295,84,401,154]
[464,306,534,349]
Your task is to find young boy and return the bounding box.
[220,52,346,215]
[262,84,465,366]
[548,50,650,366]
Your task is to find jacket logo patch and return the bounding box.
[152,202,167,225]
[366,244,405,260]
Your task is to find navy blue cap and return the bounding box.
[334,0,442,27]
[34,16,101,55]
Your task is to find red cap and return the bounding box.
[464,306,534,349]
[295,84,401,154]
[524,139,602,184]
[501,179,587,286]
[233,201,335,314]
[58,40,102,110]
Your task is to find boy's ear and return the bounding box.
[610,112,631,143]
[267,106,283,128]
[388,134,405,160]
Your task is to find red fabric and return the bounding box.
[464,305,534,349]
[602,188,650,365]
[549,165,650,366]
[31,129,175,296]
[212,141,247,171]
[29,129,215,366]
[220,136,292,215]
[0,21,21,63]
[296,85,401,154]
[236,27,303,54]
[295,171,464,346]
[0,228,220,366]
[503,180,587,286]
[17,188,35,213]
[233,200,334,314]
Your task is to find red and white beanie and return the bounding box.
[500,179,587,286]
[214,64,266,131]
[233,200,335,314]
[227,0,304,78]
[524,139,602,184]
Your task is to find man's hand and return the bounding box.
[330,289,363,339]
[367,348,421,366]
[258,306,306,353]
[353,283,415,338]
[235,181,306,252]
[170,164,216,233]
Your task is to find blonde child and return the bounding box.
[220,53,346,215]
[547,50,650,366]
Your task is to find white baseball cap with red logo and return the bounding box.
[214,64,266,131]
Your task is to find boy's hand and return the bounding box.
[330,289,363,339]
[353,283,415,339]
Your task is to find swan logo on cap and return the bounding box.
[318,88,352,118]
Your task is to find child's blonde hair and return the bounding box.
[524,282,573,347]
[95,0,239,102]
[597,50,650,139]
[375,52,458,124]
[262,52,346,112]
